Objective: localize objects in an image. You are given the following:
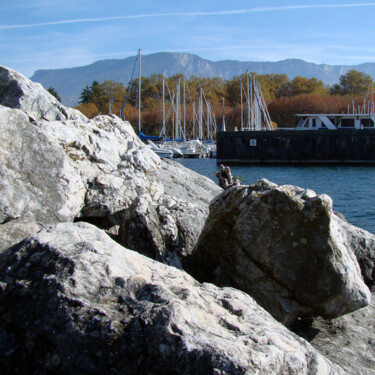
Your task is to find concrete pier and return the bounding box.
[217,129,375,165]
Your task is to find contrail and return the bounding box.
[2,3,375,29]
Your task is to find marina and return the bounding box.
[129,49,218,159]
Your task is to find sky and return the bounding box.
[2,0,375,78]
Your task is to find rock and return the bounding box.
[0,212,42,252]
[159,158,222,206]
[0,222,345,375]
[215,164,240,189]
[188,179,371,326]
[337,217,375,289]
[294,292,375,375]
[119,192,210,268]
[0,65,87,122]
[0,66,221,264]
[0,106,86,227]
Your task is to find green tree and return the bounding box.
[288,76,326,96]
[128,76,160,110]
[256,73,291,101]
[47,87,61,102]
[78,81,119,113]
[332,70,373,96]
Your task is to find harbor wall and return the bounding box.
[217,129,375,165]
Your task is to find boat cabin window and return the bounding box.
[328,117,338,128]
[361,118,375,128]
[340,118,355,128]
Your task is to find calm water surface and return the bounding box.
[176,158,375,234]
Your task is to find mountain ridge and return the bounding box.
[30,52,375,105]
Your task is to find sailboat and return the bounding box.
[130,49,216,158]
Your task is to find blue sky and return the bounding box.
[2,0,375,77]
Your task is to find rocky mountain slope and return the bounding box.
[30,52,375,105]
[1,65,375,374]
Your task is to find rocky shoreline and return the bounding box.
[1,65,375,374]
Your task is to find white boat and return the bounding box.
[296,113,375,130]
[147,140,173,159]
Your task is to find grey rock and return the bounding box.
[188,179,371,326]
[119,192,211,267]
[294,293,375,375]
[0,106,86,227]
[158,158,222,207]
[337,218,375,289]
[0,212,42,252]
[0,222,345,375]
[0,65,87,122]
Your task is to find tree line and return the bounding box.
[72,69,375,134]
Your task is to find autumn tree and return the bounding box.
[256,74,290,101]
[75,102,100,118]
[78,80,126,114]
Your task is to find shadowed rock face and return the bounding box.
[188,179,371,326]
[0,222,346,375]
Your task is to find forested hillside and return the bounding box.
[71,69,375,135]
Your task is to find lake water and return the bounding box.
[176,158,375,234]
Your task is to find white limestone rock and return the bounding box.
[0,222,345,375]
[0,66,221,262]
[0,65,87,122]
[0,106,86,226]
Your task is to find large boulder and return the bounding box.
[0,65,221,265]
[188,179,371,326]
[0,222,345,375]
[0,65,87,122]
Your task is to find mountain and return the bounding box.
[30,52,375,106]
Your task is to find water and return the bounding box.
[176,158,375,234]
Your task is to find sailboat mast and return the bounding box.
[240,81,243,131]
[222,97,226,131]
[206,100,210,140]
[162,75,165,137]
[138,49,141,134]
[175,79,180,139]
[199,88,203,139]
[192,99,196,138]
[183,78,186,141]
[246,70,250,130]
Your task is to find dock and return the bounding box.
[217,129,375,165]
